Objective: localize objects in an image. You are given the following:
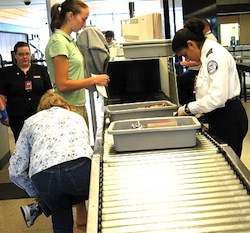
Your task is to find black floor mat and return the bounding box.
[0,183,30,200]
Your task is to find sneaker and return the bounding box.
[20,203,42,228]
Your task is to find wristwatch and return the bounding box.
[184,104,192,115]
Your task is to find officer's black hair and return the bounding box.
[172,18,205,53]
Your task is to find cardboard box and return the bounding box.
[121,13,162,41]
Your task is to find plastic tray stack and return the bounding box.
[121,39,173,59]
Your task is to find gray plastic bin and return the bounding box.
[106,100,178,122]
[108,116,201,152]
[121,39,173,59]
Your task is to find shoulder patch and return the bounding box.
[206,48,213,57]
[207,60,218,74]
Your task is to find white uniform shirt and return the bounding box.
[205,30,218,42]
[189,39,240,114]
[9,107,93,197]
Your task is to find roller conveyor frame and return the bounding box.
[86,124,250,233]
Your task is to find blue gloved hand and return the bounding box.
[0,109,8,123]
[174,61,180,68]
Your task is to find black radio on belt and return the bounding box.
[184,104,192,115]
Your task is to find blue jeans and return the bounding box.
[31,157,91,233]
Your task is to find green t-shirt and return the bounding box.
[45,29,85,106]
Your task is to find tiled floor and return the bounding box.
[1,99,250,233]
[0,191,86,233]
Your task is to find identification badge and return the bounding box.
[25,81,32,91]
[33,75,41,79]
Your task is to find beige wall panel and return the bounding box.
[240,14,250,44]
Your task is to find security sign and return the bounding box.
[207,60,218,75]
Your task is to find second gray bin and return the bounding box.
[106,100,177,121]
[121,39,173,59]
[108,116,201,152]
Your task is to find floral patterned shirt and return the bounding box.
[9,107,93,197]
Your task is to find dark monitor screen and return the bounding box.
[107,58,167,104]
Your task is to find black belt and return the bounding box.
[205,96,240,118]
[227,96,239,103]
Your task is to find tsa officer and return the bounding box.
[172,18,248,158]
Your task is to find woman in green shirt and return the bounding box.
[45,0,110,122]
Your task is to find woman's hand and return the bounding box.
[1,118,9,126]
[93,74,110,86]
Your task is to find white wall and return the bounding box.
[0,0,184,55]
[220,23,239,46]
[87,1,163,41]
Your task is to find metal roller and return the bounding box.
[87,129,250,233]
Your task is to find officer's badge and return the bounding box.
[207,60,218,74]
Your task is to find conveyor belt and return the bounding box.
[87,130,250,233]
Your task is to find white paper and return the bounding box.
[96,84,108,98]
[91,73,108,98]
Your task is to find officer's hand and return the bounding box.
[174,62,180,69]
[177,106,186,116]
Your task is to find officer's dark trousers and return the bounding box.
[205,98,248,158]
